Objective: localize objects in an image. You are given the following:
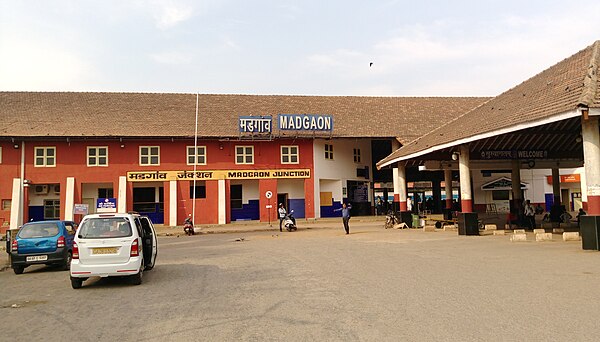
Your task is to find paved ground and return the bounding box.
[2,221,600,341]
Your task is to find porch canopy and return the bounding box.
[377,40,600,177]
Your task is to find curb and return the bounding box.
[158,225,328,237]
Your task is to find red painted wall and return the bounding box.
[0,138,314,226]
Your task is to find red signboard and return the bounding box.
[546,174,581,184]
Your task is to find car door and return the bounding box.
[140,216,157,266]
[63,221,76,249]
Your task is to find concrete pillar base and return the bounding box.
[458,212,478,235]
[580,215,600,250]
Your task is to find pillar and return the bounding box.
[64,177,75,221]
[552,168,561,206]
[458,145,473,213]
[304,177,315,219]
[169,180,178,226]
[581,170,588,211]
[118,176,127,213]
[396,165,407,211]
[10,178,22,230]
[582,116,600,214]
[393,167,400,206]
[444,168,453,209]
[218,179,226,225]
[259,179,278,223]
[22,184,29,224]
[511,160,522,201]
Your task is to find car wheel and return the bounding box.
[131,262,143,285]
[13,266,24,275]
[62,252,72,271]
[71,277,83,289]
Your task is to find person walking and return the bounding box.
[334,203,353,234]
[278,203,287,232]
[524,200,535,230]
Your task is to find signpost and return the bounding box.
[265,191,273,226]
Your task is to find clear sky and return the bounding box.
[1,0,599,96]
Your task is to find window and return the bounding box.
[230,184,243,209]
[44,199,60,219]
[140,146,160,165]
[2,199,10,211]
[281,145,299,164]
[34,147,56,167]
[324,144,334,160]
[353,148,361,163]
[235,146,254,164]
[87,146,108,166]
[98,188,114,198]
[187,146,207,165]
[190,182,207,199]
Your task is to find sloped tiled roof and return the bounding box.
[378,40,600,168]
[0,93,486,140]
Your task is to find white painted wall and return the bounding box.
[472,167,584,210]
[230,180,259,204]
[277,179,304,199]
[312,138,373,217]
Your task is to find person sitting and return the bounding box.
[560,207,573,224]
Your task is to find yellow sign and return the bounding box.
[127,169,311,182]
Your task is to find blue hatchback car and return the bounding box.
[10,220,77,275]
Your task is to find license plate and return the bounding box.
[92,247,118,255]
[26,255,48,262]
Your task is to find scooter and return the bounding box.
[183,222,194,236]
[284,210,297,231]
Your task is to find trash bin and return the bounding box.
[412,214,420,228]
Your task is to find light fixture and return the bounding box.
[13,143,19,149]
[451,152,460,161]
[219,143,224,150]
[120,144,125,148]
[418,165,426,171]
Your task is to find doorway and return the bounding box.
[277,193,288,211]
[133,187,164,224]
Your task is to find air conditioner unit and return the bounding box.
[54,184,60,194]
[33,185,49,195]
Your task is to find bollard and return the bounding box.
[541,222,553,229]
[535,233,553,241]
[552,228,564,234]
[533,229,545,234]
[484,224,497,231]
[514,229,526,234]
[423,225,436,232]
[510,233,527,242]
[493,230,505,236]
[443,225,457,231]
[563,232,581,241]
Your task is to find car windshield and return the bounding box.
[18,222,60,239]
[78,217,132,238]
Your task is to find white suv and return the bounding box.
[70,212,158,289]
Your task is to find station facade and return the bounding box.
[0,93,486,232]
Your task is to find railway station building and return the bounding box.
[0,93,484,232]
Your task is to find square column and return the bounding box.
[118,176,127,213]
[394,165,407,211]
[64,177,75,221]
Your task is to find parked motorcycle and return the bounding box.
[184,222,194,236]
[385,210,400,229]
[284,210,297,231]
